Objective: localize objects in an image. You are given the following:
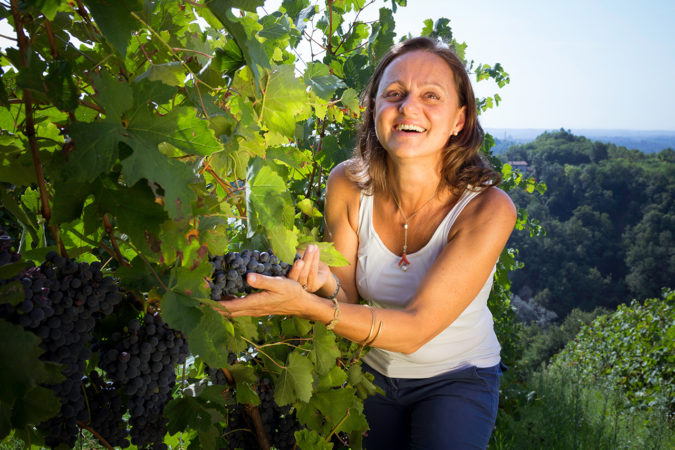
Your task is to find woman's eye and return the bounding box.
[425,92,440,100]
[385,91,402,98]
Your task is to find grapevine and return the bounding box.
[0,0,516,448]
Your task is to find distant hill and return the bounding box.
[486,128,675,154]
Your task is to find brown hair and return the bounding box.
[346,36,500,195]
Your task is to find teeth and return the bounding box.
[396,123,425,132]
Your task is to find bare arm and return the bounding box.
[221,183,516,353]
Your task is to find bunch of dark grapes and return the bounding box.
[209,249,292,299]
[0,235,124,448]
[35,251,124,447]
[97,313,189,449]
[221,377,301,450]
[0,230,20,267]
[257,378,301,450]
[81,371,129,448]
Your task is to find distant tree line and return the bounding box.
[502,129,675,319]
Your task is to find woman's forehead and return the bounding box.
[379,51,455,88]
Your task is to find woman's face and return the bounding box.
[374,50,466,163]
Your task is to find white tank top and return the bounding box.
[357,188,501,378]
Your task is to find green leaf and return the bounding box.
[274,351,314,405]
[165,395,224,448]
[315,366,347,391]
[246,157,298,261]
[236,382,260,405]
[9,385,61,430]
[304,62,345,100]
[67,120,122,182]
[45,61,78,113]
[311,323,341,375]
[295,429,333,450]
[84,0,144,57]
[297,198,322,218]
[93,72,134,121]
[340,88,360,114]
[21,0,62,20]
[206,3,271,91]
[135,62,185,87]
[162,291,233,368]
[0,279,24,307]
[0,319,64,405]
[297,388,368,435]
[368,8,396,60]
[260,65,310,137]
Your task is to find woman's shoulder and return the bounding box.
[326,161,362,198]
[455,186,517,230]
[325,161,362,233]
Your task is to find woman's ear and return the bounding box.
[454,105,467,135]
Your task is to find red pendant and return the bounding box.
[398,253,410,272]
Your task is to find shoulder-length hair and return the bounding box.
[346,36,501,195]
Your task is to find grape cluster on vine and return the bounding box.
[215,374,302,450]
[0,234,124,448]
[81,371,129,448]
[97,312,190,449]
[209,249,293,299]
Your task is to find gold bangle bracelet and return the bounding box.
[365,320,383,347]
[360,305,376,345]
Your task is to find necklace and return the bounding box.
[391,190,438,272]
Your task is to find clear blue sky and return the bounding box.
[2,1,673,130]
[378,0,675,131]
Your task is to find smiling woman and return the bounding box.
[219,36,517,450]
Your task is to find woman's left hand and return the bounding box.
[217,272,308,318]
[287,244,331,293]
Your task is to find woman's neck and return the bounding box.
[387,157,444,212]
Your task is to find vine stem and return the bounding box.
[240,336,287,370]
[43,18,58,58]
[305,118,328,199]
[325,408,351,442]
[103,214,131,267]
[10,0,66,257]
[244,404,271,450]
[76,421,114,450]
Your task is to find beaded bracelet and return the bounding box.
[327,272,341,300]
[326,273,342,330]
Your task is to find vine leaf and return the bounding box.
[165,388,226,449]
[295,429,333,450]
[0,320,63,435]
[304,62,345,100]
[83,0,145,57]
[246,157,298,262]
[161,291,233,368]
[296,388,368,436]
[260,65,311,138]
[135,62,185,87]
[274,351,314,406]
[206,2,271,91]
[311,323,341,376]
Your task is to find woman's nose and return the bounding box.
[398,95,419,114]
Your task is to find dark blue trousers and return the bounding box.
[362,362,503,450]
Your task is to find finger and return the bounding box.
[309,245,320,288]
[297,245,315,286]
[304,245,319,290]
[246,272,282,292]
[286,259,304,281]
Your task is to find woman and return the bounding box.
[220,37,516,449]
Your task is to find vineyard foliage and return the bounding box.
[551,289,675,414]
[0,0,522,448]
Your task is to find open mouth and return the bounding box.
[395,123,426,133]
